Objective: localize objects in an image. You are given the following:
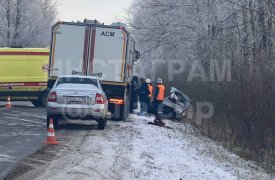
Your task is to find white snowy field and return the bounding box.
[24,114,271,180]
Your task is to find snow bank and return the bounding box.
[35,114,270,180]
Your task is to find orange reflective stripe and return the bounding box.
[148,84,153,97]
[157,84,165,101]
[109,99,124,105]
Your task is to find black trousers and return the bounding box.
[146,98,151,113]
[153,100,163,119]
[140,96,150,113]
[130,93,138,113]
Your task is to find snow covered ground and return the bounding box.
[12,114,271,180]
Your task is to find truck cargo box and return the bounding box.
[48,20,140,120]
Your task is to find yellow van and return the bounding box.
[0,48,49,107]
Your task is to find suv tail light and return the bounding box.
[95,93,104,104]
[48,91,57,102]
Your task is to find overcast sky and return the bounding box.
[57,0,133,25]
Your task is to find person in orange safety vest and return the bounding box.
[146,79,153,113]
[153,78,165,124]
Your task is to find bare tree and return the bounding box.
[129,0,275,171]
[0,0,57,47]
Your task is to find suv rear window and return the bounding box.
[57,77,98,87]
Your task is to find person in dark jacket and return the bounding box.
[130,76,140,113]
[138,78,150,115]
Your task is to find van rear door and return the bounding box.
[89,27,127,83]
[50,24,88,77]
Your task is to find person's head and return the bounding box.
[157,78,162,84]
[141,78,146,83]
[146,79,151,84]
[133,76,138,82]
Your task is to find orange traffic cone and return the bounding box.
[5,96,12,109]
[45,118,59,145]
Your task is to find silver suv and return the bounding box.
[46,75,108,130]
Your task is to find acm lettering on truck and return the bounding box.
[101,31,115,37]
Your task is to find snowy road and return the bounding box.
[5,114,271,180]
[0,102,46,180]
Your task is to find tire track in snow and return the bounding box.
[38,129,93,179]
[109,121,135,179]
[6,126,94,180]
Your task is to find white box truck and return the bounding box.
[47,20,140,120]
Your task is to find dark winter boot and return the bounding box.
[159,120,165,127]
[154,118,160,124]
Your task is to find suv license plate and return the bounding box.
[66,97,85,103]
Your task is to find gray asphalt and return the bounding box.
[0,102,47,180]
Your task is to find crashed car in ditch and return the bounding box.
[161,87,191,119]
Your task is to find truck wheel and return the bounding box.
[111,104,129,121]
[118,97,130,121]
[38,92,48,107]
[119,105,126,121]
[39,92,48,107]
[98,119,106,130]
[32,93,48,107]
[111,108,118,120]
[32,100,41,107]
[110,90,130,121]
